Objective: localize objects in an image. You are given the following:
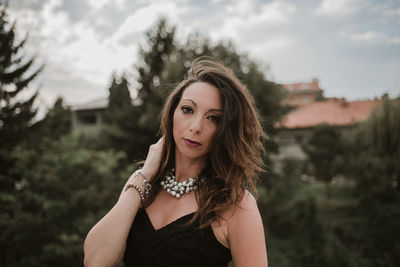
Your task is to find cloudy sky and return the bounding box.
[8,0,400,108]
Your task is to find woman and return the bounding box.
[84,57,268,267]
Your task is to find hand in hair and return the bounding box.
[141,136,165,181]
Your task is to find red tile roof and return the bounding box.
[280,99,381,129]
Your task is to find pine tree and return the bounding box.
[0,5,43,156]
[100,74,141,159]
[115,18,176,161]
[0,4,43,195]
[107,74,131,112]
[29,97,71,142]
[136,18,176,106]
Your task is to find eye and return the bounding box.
[207,115,220,123]
[181,106,193,114]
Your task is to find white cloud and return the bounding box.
[316,0,360,16]
[7,0,400,106]
[387,37,400,45]
[350,31,385,42]
[383,7,400,18]
[348,31,400,45]
[226,0,258,17]
[113,1,181,41]
[86,0,127,10]
[216,1,296,42]
[40,0,74,45]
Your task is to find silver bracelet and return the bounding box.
[124,170,152,201]
[137,170,152,196]
[124,183,145,201]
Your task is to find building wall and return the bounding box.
[71,109,104,136]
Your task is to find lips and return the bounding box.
[183,138,201,147]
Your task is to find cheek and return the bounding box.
[205,124,218,143]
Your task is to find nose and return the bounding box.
[190,116,202,134]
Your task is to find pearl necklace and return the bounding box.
[160,169,199,199]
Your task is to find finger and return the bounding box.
[154,136,165,147]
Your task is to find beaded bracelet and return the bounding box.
[124,170,152,203]
[137,170,152,196]
[124,182,145,201]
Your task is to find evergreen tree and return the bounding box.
[99,18,176,161]
[1,135,132,266]
[136,18,176,106]
[134,17,176,137]
[30,97,71,142]
[0,5,43,153]
[0,4,43,200]
[107,74,131,112]
[100,73,140,159]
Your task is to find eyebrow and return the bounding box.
[182,98,222,113]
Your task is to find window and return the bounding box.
[78,114,97,124]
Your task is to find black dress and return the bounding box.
[123,209,232,267]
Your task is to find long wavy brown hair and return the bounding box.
[142,56,266,228]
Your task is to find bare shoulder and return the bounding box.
[227,190,260,225]
[227,190,268,266]
[238,190,258,210]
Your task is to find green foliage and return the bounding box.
[99,19,176,161]
[0,135,134,266]
[343,100,400,190]
[107,74,132,111]
[0,5,43,164]
[303,124,344,183]
[29,97,71,142]
[330,99,400,266]
[260,159,347,267]
[100,74,140,158]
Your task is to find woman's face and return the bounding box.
[173,81,222,163]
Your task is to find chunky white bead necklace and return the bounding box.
[160,169,199,199]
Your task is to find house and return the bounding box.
[282,79,324,107]
[273,98,382,167]
[71,98,108,136]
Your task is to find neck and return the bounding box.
[174,153,206,182]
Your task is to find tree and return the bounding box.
[100,74,140,158]
[0,4,43,154]
[0,4,43,215]
[259,159,347,267]
[344,99,400,190]
[107,74,131,112]
[133,17,176,150]
[321,99,400,267]
[29,97,71,143]
[1,135,133,266]
[303,124,343,185]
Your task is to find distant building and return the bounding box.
[71,98,108,136]
[71,98,139,136]
[274,98,382,167]
[282,79,324,107]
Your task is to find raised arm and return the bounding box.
[229,191,268,267]
[83,137,164,267]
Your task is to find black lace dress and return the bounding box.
[123,209,232,267]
